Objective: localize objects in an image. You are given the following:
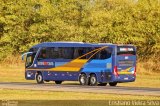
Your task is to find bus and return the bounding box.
[22,42,136,86]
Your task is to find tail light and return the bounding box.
[113,66,119,77]
[133,66,136,76]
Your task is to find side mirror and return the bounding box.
[21,52,33,61]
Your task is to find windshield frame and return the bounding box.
[25,52,36,68]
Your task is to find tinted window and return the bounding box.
[59,47,74,59]
[37,47,112,60]
[38,47,74,59]
[73,48,87,59]
[47,47,59,59]
[81,47,112,60]
[37,48,47,59]
[117,46,136,55]
[88,47,99,59]
[96,47,112,59]
[64,48,74,59]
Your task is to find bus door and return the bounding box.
[115,46,136,79]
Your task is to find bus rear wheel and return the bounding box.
[79,73,88,85]
[55,81,62,84]
[109,82,117,86]
[89,74,97,86]
[36,73,44,84]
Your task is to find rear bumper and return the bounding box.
[112,74,136,82]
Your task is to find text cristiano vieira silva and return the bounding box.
[108,100,160,106]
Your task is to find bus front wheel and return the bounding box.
[109,82,117,86]
[36,72,44,84]
[55,81,62,84]
[79,73,88,85]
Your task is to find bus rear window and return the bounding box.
[117,46,136,55]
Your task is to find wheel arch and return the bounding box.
[89,73,98,86]
[89,73,97,79]
[35,71,43,79]
[36,71,42,74]
[78,72,88,85]
[35,71,44,84]
[78,72,87,80]
[89,72,102,83]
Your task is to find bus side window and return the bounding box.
[73,48,86,59]
[90,47,99,59]
[73,48,79,58]
[46,47,74,59]
[58,48,63,59]
[99,48,112,59]
[37,48,47,60]
[48,47,59,59]
[85,47,92,59]
[63,47,74,59]
[100,50,108,59]
[94,48,112,60]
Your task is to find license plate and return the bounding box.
[124,77,128,80]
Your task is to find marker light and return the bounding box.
[113,66,119,77]
[133,66,136,76]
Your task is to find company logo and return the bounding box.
[38,62,54,66]
[120,48,134,51]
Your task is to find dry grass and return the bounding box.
[1,54,22,65]
[138,57,160,73]
[0,89,160,100]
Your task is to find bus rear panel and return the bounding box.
[112,46,136,83]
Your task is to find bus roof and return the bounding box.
[31,42,134,48]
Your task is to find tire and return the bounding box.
[79,73,88,85]
[36,72,44,84]
[55,81,62,84]
[89,74,97,86]
[109,82,117,86]
[98,83,107,86]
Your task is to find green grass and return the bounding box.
[0,89,160,100]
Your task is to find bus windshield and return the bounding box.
[117,46,135,55]
[26,53,36,68]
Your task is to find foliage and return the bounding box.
[0,0,160,61]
